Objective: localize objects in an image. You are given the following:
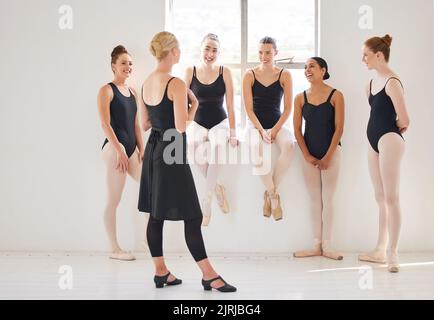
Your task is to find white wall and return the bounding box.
[0,0,433,253]
[0,0,165,251]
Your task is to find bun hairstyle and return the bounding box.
[311,57,330,80]
[365,34,393,62]
[259,36,277,50]
[202,33,220,45]
[149,31,179,61]
[111,45,129,64]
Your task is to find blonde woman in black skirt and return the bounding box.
[138,31,236,292]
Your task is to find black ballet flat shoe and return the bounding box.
[154,272,182,288]
[202,276,237,293]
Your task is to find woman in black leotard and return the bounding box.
[97,45,144,261]
[138,31,236,292]
[293,57,345,260]
[184,33,239,226]
[242,36,294,221]
[358,35,410,273]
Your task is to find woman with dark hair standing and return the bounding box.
[138,31,236,292]
[293,57,345,260]
[359,35,410,273]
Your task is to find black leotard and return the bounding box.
[302,89,341,159]
[251,69,284,129]
[101,83,137,158]
[190,66,227,129]
[367,77,404,153]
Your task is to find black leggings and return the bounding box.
[146,215,208,262]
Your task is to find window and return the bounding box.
[167,0,317,128]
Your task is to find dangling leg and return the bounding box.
[359,146,388,264]
[189,122,213,225]
[378,133,405,272]
[209,120,230,214]
[269,128,295,219]
[294,158,322,257]
[189,121,210,178]
[101,143,135,261]
[273,127,295,188]
[320,147,343,260]
[248,128,274,217]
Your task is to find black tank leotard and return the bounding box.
[102,83,137,158]
[367,77,404,153]
[251,68,284,129]
[190,66,227,129]
[302,89,341,159]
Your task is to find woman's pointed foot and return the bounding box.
[215,184,229,214]
[387,252,400,273]
[322,240,343,260]
[201,192,213,226]
[358,249,387,264]
[268,189,282,221]
[293,249,322,258]
[263,191,271,217]
[322,251,344,260]
[109,250,136,261]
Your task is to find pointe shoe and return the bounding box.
[293,249,322,258]
[268,190,283,221]
[215,184,229,214]
[201,192,213,227]
[387,253,400,273]
[202,275,237,293]
[322,240,344,260]
[154,272,182,288]
[109,251,136,261]
[322,251,344,260]
[293,239,323,258]
[358,250,387,264]
[263,191,271,218]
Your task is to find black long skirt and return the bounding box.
[138,128,202,221]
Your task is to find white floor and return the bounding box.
[1,252,434,300]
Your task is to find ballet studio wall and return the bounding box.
[0,0,433,254]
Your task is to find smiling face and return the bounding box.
[201,39,219,65]
[258,43,277,66]
[111,53,132,79]
[304,58,325,83]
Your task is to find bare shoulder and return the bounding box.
[169,77,187,93]
[280,68,293,83]
[294,92,304,105]
[243,69,254,82]
[99,84,113,98]
[222,65,232,76]
[385,75,404,96]
[332,89,344,99]
[387,75,403,87]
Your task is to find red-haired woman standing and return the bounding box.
[359,35,410,273]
